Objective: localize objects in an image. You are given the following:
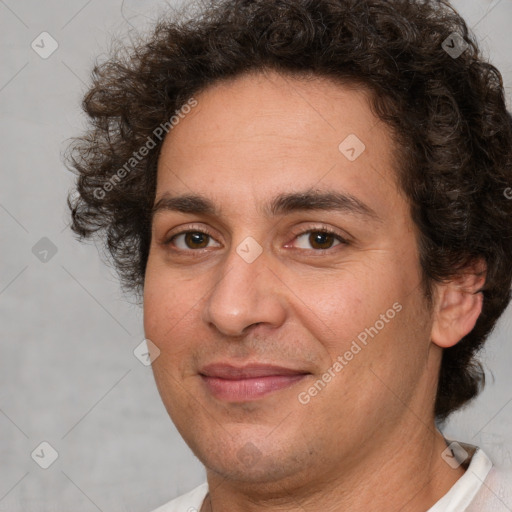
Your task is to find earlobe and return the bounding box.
[430,262,486,349]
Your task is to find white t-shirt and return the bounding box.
[150,443,512,512]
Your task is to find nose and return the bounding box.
[201,241,287,337]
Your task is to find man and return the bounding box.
[67,0,512,510]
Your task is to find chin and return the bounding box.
[204,452,299,484]
[191,431,313,486]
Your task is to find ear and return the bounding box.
[430,259,486,349]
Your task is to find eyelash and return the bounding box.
[162,225,349,254]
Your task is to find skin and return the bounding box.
[143,70,484,511]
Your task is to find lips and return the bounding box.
[199,363,310,402]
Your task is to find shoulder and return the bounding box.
[428,442,512,512]
[149,483,209,512]
[468,464,512,511]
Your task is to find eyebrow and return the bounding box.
[152,190,380,221]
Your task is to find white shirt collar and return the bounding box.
[427,441,493,511]
[151,442,496,511]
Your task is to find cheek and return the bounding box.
[143,259,200,349]
[143,261,205,404]
[289,262,405,358]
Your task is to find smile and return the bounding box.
[199,363,310,402]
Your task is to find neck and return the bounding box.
[201,424,464,512]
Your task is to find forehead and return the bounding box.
[155,70,406,219]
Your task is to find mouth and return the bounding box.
[199,363,310,402]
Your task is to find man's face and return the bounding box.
[143,71,439,485]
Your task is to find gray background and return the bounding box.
[1,1,511,511]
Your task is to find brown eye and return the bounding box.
[308,232,337,250]
[294,230,344,250]
[184,232,210,249]
[167,230,221,250]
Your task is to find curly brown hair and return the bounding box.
[66,0,512,421]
